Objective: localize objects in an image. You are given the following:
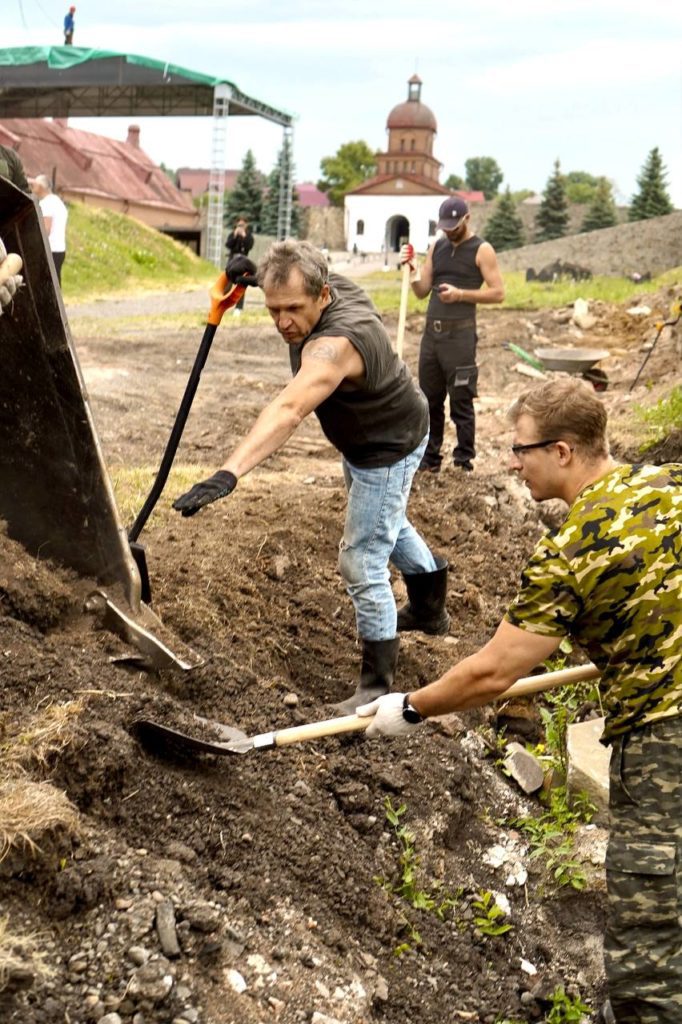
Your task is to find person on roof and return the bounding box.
[64,6,75,45]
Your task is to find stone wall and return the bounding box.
[299,206,345,249]
[495,211,682,278]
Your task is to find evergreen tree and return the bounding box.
[484,188,525,251]
[581,178,617,232]
[536,159,569,241]
[629,147,674,221]
[224,149,265,231]
[261,142,300,238]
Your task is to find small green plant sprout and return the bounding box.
[546,985,591,1023]
[471,889,513,937]
[378,797,461,918]
[511,786,595,891]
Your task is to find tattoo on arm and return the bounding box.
[304,341,341,364]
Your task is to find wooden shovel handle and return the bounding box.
[499,663,599,700]
[273,714,369,747]
[395,261,411,359]
[269,665,600,748]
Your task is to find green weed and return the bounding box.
[547,986,591,1022]
[636,386,682,451]
[511,786,594,891]
[472,889,513,937]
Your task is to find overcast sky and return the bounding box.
[4,0,682,206]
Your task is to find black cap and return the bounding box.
[437,196,469,231]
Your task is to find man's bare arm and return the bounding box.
[220,335,364,478]
[411,618,560,717]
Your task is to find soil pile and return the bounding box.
[1,280,679,1024]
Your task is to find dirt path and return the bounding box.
[1,280,680,1024]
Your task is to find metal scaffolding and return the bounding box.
[277,124,295,240]
[206,84,232,268]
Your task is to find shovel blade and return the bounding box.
[132,718,253,756]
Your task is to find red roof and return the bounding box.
[176,167,239,198]
[295,182,329,207]
[0,118,195,215]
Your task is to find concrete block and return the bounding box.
[503,742,544,794]
[567,717,611,825]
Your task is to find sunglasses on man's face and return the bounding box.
[510,438,562,456]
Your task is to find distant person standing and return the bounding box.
[225,217,254,315]
[63,5,75,44]
[0,144,30,192]
[30,175,68,286]
[401,197,504,473]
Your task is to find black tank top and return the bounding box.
[289,274,428,468]
[427,235,484,321]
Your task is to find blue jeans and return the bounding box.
[339,435,437,641]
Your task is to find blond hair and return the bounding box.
[508,378,609,459]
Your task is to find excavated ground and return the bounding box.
[0,276,680,1024]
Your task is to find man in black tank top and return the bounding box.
[172,241,450,715]
[402,197,504,472]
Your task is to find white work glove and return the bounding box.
[356,691,423,738]
[0,236,24,315]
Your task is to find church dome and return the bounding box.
[386,74,437,131]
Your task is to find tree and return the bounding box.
[260,141,300,238]
[444,172,465,191]
[536,159,569,241]
[564,170,602,204]
[483,188,525,251]
[224,149,266,231]
[464,157,503,199]
[317,141,377,206]
[581,178,617,233]
[629,147,674,222]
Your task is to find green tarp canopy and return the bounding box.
[0,46,293,124]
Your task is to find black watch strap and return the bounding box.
[402,693,424,725]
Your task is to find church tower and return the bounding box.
[376,74,442,183]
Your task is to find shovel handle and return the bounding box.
[499,663,599,700]
[395,261,411,359]
[208,272,245,326]
[272,714,369,747]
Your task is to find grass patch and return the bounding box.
[111,464,209,526]
[636,386,682,451]
[0,780,80,864]
[62,202,217,302]
[1,702,84,777]
[356,266,682,313]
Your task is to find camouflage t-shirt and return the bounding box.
[505,464,682,741]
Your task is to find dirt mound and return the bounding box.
[2,286,679,1023]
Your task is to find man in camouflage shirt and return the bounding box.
[358,377,682,1024]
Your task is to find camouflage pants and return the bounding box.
[605,716,682,1023]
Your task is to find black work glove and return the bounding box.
[226,255,259,288]
[172,470,237,517]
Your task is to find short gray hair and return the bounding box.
[32,174,53,191]
[257,240,328,297]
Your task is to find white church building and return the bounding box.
[344,75,482,255]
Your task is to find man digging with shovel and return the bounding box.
[358,377,682,1024]
[172,240,449,713]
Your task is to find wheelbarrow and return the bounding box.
[534,347,610,391]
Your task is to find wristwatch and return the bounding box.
[402,693,424,725]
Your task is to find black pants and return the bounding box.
[52,251,65,286]
[417,320,478,468]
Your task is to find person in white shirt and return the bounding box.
[30,174,68,285]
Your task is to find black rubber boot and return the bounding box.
[333,637,400,716]
[396,556,450,635]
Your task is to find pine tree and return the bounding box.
[629,147,674,222]
[581,178,617,233]
[260,142,300,238]
[483,188,524,251]
[535,159,569,241]
[224,149,265,231]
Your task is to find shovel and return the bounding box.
[133,663,600,758]
[128,273,246,602]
